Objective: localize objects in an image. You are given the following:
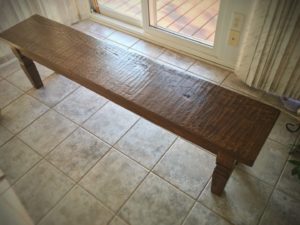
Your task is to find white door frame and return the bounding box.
[141,0,230,63]
[90,0,253,69]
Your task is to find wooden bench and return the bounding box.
[0,15,280,195]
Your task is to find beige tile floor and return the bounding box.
[0,20,300,225]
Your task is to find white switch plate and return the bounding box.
[231,12,244,31]
[228,30,240,46]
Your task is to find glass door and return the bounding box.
[148,0,220,46]
[98,0,142,26]
[92,0,249,68]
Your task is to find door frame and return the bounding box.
[141,0,229,63]
[90,0,253,69]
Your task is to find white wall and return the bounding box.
[0,0,90,64]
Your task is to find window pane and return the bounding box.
[98,0,142,21]
[150,0,220,46]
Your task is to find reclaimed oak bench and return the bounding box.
[0,15,280,195]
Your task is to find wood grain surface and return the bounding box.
[0,15,280,166]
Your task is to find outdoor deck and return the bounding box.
[98,0,220,44]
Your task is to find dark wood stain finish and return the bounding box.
[0,15,280,194]
[11,48,43,88]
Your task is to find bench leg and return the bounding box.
[11,47,43,89]
[211,152,236,195]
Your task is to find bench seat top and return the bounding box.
[0,15,280,166]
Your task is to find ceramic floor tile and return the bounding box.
[18,110,77,156]
[28,74,79,107]
[6,70,33,91]
[199,170,273,225]
[0,187,34,225]
[35,62,55,79]
[39,186,113,225]
[84,30,106,40]
[128,49,156,60]
[155,59,186,73]
[87,22,115,38]
[259,190,300,225]
[119,173,194,225]
[0,59,20,79]
[268,112,299,146]
[115,119,176,169]
[5,64,53,92]
[54,86,108,124]
[0,138,41,184]
[131,40,165,59]
[188,60,230,84]
[109,217,129,225]
[83,102,139,145]
[154,138,215,198]
[71,19,95,31]
[108,31,139,48]
[158,50,195,70]
[276,154,300,201]
[185,71,220,85]
[47,128,110,181]
[0,177,10,195]
[183,202,231,225]
[0,95,48,134]
[80,150,147,211]
[0,80,23,108]
[0,125,13,147]
[221,74,264,98]
[72,20,115,38]
[13,160,74,223]
[104,39,129,50]
[238,139,289,185]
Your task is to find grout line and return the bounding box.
[35,146,115,224]
[35,185,78,225]
[128,39,139,49]
[34,107,142,223]
[79,105,141,151]
[155,47,166,59]
[72,146,114,184]
[36,141,118,224]
[2,106,50,142]
[51,97,109,128]
[1,80,25,106]
[35,181,76,224]
[156,58,190,71]
[108,215,131,225]
[25,75,81,109]
[2,20,299,225]
[111,137,179,224]
[151,170,198,201]
[255,180,281,225]
[0,127,14,149]
[192,176,239,225]
[3,81,99,196]
[180,174,213,225]
[0,91,28,114]
[235,166,279,187]
[111,147,150,172]
[127,48,157,61]
[0,143,43,196]
[179,200,197,225]
[8,124,79,188]
[42,126,79,158]
[186,60,196,71]
[76,100,110,125]
[259,135,299,210]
